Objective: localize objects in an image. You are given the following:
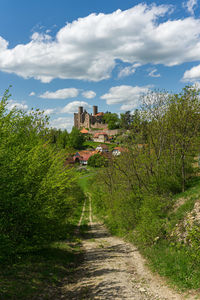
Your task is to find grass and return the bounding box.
[0,241,83,299]
[167,177,200,233]
[140,176,200,290]
[83,140,118,150]
[77,168,96,193]
[0,188,86,299]
[142,240,200,290]
[78,195,90,237]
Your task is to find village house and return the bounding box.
[112,147,127,156]
[73,150,97,165]
[93,132,109,143]
[95,144,109,153]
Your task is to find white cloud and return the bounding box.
[184,0,198,15]
[82,90,96,99]
[118,63,141,78]
[101,85,149,111]
[43,108,56,115]
[148,68,161,77]
[61,101,91,113]
[1,4,200,82]
[7,100,28,111]
[183,64,200,82]
[50,117,74,131]
[31,32,52,42]
[0,36,8,50]
[29,91,35,96]
[40,88,79,99]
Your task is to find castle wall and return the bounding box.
[81,113,90,128]
[91,123,108,129]
[88,129,120,135]
[74,113,79,128]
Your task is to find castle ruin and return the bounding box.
[74,106,108,129]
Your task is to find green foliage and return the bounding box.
[0,88,84,259]
[0,241,82,299]
[88,153,107,167]
[134,194,171,245]
[68,127,85,149]
[142,240,200,289]
[103,112,120,129]
[48,128,69,148]
[120,111,132,129]
[90,85,200,289]
[48,127,85,150]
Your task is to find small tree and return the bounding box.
[68,127,85,149]
[88,153,107,167]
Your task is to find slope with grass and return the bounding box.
[140,178,200,290]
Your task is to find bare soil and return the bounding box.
[60,197,200,300]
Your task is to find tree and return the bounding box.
[166,86,200,191]
[103,113,120,129]
[88,153,107,167]
[120,111,132,129]
[68,127,85,149]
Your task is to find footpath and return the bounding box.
[61,196,199,300]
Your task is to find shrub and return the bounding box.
[0,89,83,258]
[88,153,107,167]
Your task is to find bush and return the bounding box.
[0,89,83,258]
[134,194,170,246]
[88,153,107,167]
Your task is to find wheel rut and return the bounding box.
[62,196,199,300]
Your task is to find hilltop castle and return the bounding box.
[74,106,108,129]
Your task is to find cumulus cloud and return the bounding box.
[43,108,56,115]
[31,32,52,42]
[7,100,28,111]
[101,85,149,111]
[184,0,198,15]
[0,36,8,50]
[82,90,96,99]
[148,68,161,77]
[29,91,35,96]
[40,88,79,99]
[182,64,200,82]
[1,4,200,82]
[61,101,91,113]
[118,63,141,78]
[50,117,74,131]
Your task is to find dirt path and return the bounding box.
[62,197,199,300]
[78,198,86,227]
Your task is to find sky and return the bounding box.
[0,0,200,131]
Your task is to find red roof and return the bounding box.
[95,112,104,116]
[80,128,89,134]
[93,132,108,138]
[73,150,97,161]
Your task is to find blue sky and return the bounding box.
[0,0,200,130]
